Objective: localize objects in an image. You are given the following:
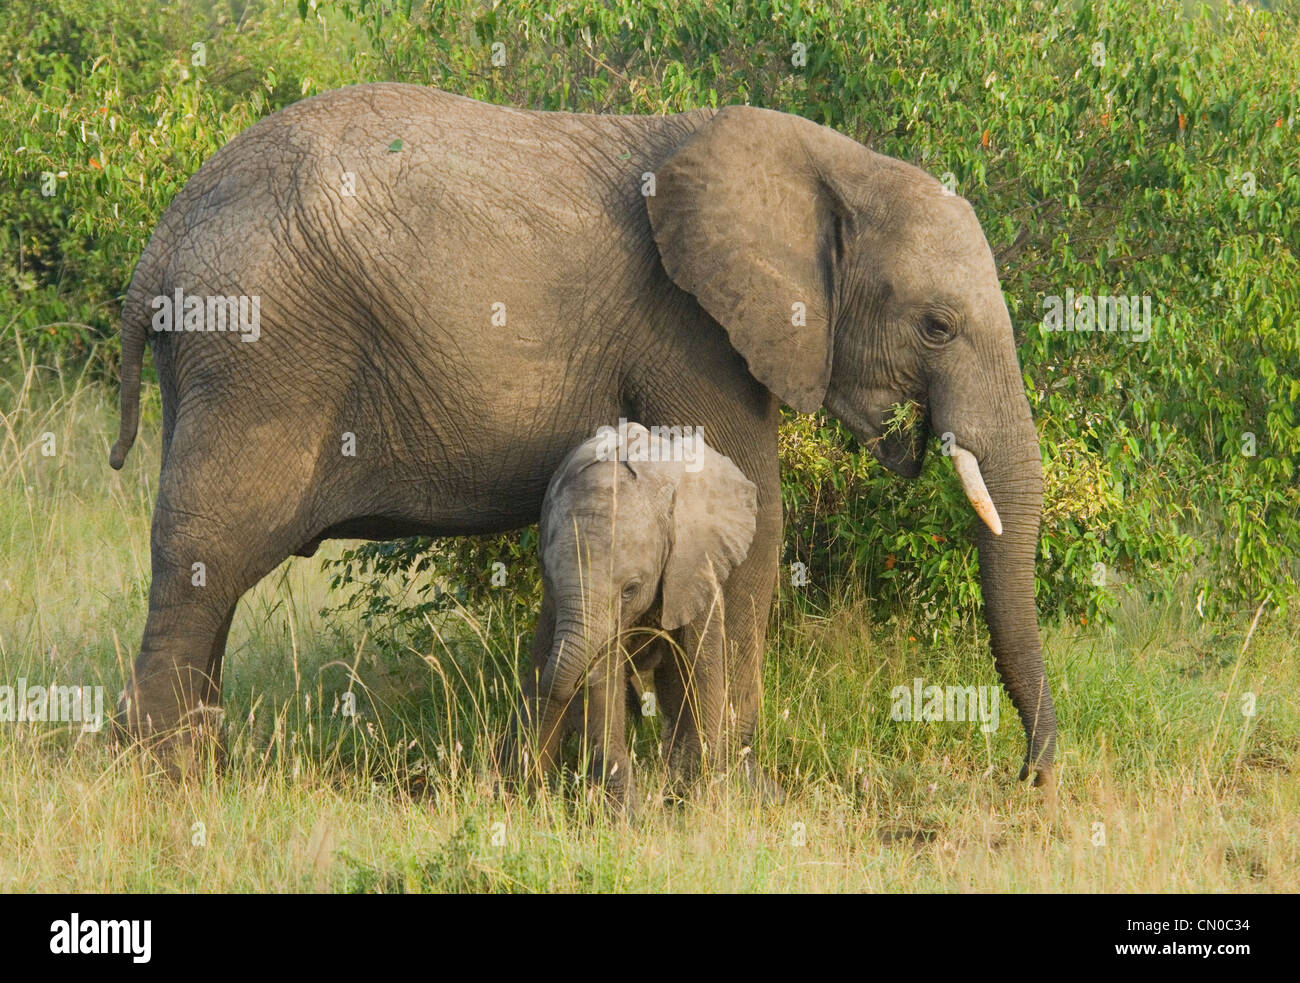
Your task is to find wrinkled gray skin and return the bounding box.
[527,424,756,811]
[111,83,1055,787]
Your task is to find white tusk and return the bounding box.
[948,444,1003,536]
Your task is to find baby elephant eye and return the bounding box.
[621,582,640,601]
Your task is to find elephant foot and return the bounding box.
[1018,761,1054,788]
[114,700,227,781]
[1019,761,1057,812]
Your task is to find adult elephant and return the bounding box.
[110,83,1055,788]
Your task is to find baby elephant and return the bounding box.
[526,422,757,811]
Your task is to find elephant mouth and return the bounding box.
[872,425,926,478]
[872,424,1004,534]
[822,395,929,478]
[823,396,1000,534]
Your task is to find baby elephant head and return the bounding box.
[536,422,757,704]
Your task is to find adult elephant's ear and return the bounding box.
[647,105,859,413]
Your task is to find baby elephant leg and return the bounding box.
[624,634,668,730]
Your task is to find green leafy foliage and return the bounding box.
[0,0,354,373]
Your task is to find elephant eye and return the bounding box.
[621,582,640,601]
[920,314,955,345]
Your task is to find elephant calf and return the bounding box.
[523,422,757,810]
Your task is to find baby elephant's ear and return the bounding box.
[661,440,758,631]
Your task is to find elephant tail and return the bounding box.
[109,281,151,470]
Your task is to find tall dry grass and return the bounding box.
[1,353,1296,892]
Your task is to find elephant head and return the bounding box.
[647,106,1055,784]
[536,422,757,713]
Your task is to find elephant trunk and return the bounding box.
[540,627,592,707]
[969,425,1056,784]
[539,593,606,706]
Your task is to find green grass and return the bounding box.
[1,363,1297,892]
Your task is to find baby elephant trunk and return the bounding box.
[539,624,599,707]
[538,591,620,711]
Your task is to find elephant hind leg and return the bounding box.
[119,423,319,776]
[119,544,247,778]
[123,599,237,776]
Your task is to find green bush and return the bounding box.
[0,0,355,373]
[3,0,1296,642]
